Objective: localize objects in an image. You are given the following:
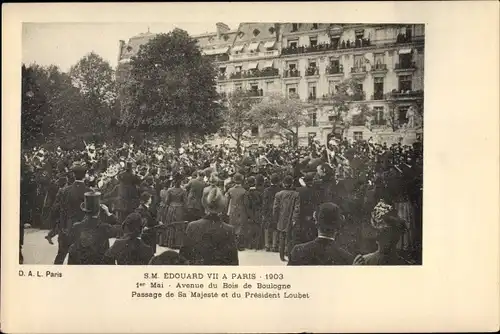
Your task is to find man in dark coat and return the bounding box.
[105,212,154,265]
[288,202,354,266]
[243,176,263,250]
[135,192,158,254]
[53,163,92,264]
[180,187,238,265]
[225,173,247,250]
[67,192,122,265]
[261,173,281,252]
[291,173,319,250]
[184,170,206,222]
[105,162,141,223]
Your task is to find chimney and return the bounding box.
[216,22,230,39]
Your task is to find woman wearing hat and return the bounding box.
[159,173,187,249]
[353,207,409,265]
[179,187,238,265]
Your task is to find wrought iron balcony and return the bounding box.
[389,90,423,99]
[248,89,264,97]
[326,65,344,75]
[395,62,417,70]
[351,66,367,74]
[305,67,320,76]
[283,69,301,78]
[371,92,385,100]
[230,72,242,79]
[371,63,388,72]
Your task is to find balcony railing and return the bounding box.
[248,89,264,97]
[371,63,387,71]
[284,69,301,78]
[395,62,417,70]
[351,66,367,74]
[305,67,320,76]
[226,68,280,80]
[218,74,227,80]
[396,33,412,44]
[372,92,385,100]
[307,95,318,102]
[281,39,373,56]
[389,90,423,99]
[326,65,344,75]
[352,91,366,101]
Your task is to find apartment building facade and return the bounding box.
[117,23,424,146]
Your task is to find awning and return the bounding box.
[247,62,258,70]
[262,60,274,68]
[232,44,244,52]
[202,46,229,56]
[248,42,260,52]
[263,41,275,49]
[398,48,412,54]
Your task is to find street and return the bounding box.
[22,228,285,266]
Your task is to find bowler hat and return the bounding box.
[80,191,101,214]
[316,202,342,228]
[233,173,243,184]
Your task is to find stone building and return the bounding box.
[116,23,424,146]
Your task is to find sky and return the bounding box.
[22,22,240,72]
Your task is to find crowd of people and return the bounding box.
[19,136,423,265]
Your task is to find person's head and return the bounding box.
[233,173,243,185]
[191,171,198,179]
[377,216,406,253]
[140,192,152,206]
[122,212,143,237]
[72,162,87,181]
[255,174,265,188]
[283,175,294,188]
[203,187,227,214]
[303,172,315,187]
[314,202,342,236]
[245,176,255,188]
[209,173,219,186]
[197,170,204,179]
[149,250,188,265]
[173,173,183,187]
[270,173,280,186]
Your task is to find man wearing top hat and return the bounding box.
[53,162,92,264]
[67,191,122,265]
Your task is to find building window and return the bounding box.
[292,23,298,32]
[253,29,260,37]
[328,81,338,95]
[308,82,317,100]
[398,106,409,125]
[310,36,318,47]
[287,84,297,97]
[399,53,413,68]
[312,23,318,30]
[288,40,298,48]
[330,37,340,49]
[398,75,413,91]
[354,55,364,69]
[373,106,385,125]
[355,29,364,39]
[250,84,259,92]
[220,67,226,75]
[309,60,317,68]
[251,126,259,136]
[235,65,242,72]
[328,115,335,122]
[374,53,385,68]
[353,131,363,141]
[288,63,297,71]
[373,77,384,100]
[308,112,317,127]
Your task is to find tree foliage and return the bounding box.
[21,64,52,148]
[251,92,308,147]
[70,52,117,134]
[121,29,224,147]
[220,90,259,151]
[327,77,372,137]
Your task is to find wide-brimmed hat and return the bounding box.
[80,191,101,213]
[203,187,227,214]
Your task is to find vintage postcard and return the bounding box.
[2,2,499,333]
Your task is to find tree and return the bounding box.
[70,52,117,134]
[327,77,371,138]
[220,90,259,153]
[121,29,224,148]
[251,92,308,147]
[21,64,51,148]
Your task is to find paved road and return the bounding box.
[22,228,285,266]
